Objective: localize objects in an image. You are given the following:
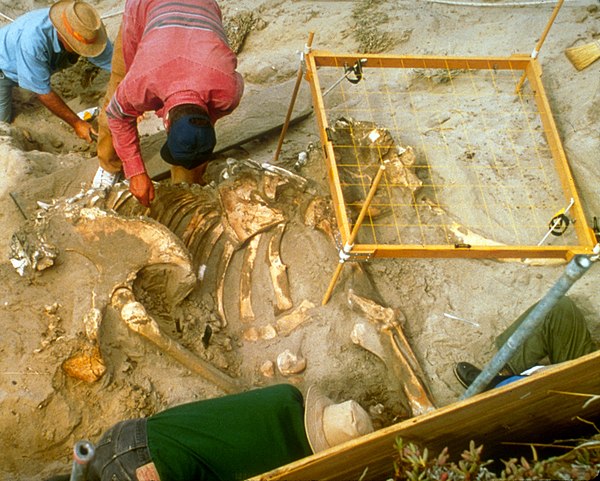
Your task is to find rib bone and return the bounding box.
[268,223,293,314]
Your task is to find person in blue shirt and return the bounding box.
[0,0,112,142]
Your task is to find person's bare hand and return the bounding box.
[73,119,95,143]
[129,173,155,207]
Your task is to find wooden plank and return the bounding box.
[10,77,313,219]
[252,350,600,481]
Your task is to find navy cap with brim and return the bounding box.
[161,114,216,170]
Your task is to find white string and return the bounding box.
[101,10,124,20]
[427,0,574,6]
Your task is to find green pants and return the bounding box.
[495,296,596,375]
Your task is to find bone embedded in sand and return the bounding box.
[112,287,241,394]
[268,223,293,314]
[348,289,396,326]
[239,234,261,324]
[348,289,436,417]
[383,325,436,417]
[219,175,286,245]
[243,324,277,342]
[351,322,386,361]
[274,299,315,336]
[304,196,336,243]
[276,349,306,376]
[216,241,235,328]
[188,215,222,265]
[260,360,275,378]
[62,346,106,383]
[82,307,102,342]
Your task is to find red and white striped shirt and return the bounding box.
[106,0,244,178]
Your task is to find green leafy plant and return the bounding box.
[388,434,600,481]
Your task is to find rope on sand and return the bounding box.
[0,12,14,22]
[427,0,575,6]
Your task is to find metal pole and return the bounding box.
[70,440,95,481]
[461,254,593,399]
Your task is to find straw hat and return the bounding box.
[304,385,374,453]
[49,1,107,57]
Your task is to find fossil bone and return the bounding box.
[268,223,293,314]
[351,321,386,361]
[62,346,106,383]
[219,173,286,246]
[348,289,435,417]
[112,286,241,394]
[276,349,306,376]
[274,299,315,336]
[239,234,261,323]
[329,117,421,218]
[11,205,197,382]
[216,241,235,328]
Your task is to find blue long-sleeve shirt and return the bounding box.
[0,8,112,94]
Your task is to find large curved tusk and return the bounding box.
[112,287,241,394]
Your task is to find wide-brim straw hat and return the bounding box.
[304,385,374,453]
[49,0,107,57]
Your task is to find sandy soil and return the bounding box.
[0,0,599,479]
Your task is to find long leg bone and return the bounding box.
[348,289,436,417]
[112,287,241,394]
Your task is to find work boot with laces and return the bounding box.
[454,362,514,391]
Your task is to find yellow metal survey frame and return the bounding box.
[305,51,596,263]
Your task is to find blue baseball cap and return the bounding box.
[160,113,216,169]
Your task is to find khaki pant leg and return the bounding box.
[97,25,126,173]
[170,163,209,186]
[495,296,595,374]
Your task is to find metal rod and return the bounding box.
[515,0,564,93]
[460,254,593,399]
[272,32,314,164]
[322,164,386,305]
[70,440,95,481]
[321,59,367,97]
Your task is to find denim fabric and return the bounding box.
[87,418,153,481]
[0,71,17,122]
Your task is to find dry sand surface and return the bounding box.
[0,0,599,479]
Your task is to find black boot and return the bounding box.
[454,362,513,390]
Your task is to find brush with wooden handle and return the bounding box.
[565,40,600,71]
